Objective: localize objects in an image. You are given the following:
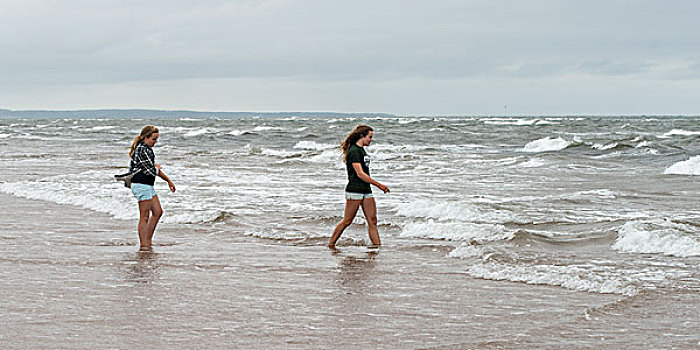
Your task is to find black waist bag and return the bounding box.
[114,168,141,188]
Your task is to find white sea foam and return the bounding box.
[373,144,461,154]
[0,170,230,225]
[13,133,44,140]
[261,148,303,158]
[662,129,700,137]
[304,149,342,164]
[483,118,538,126]
[0,176,135,221]
[474,188,618,207]
[399,220,513,242]
[664,155,700,175]
[394,199,524,224]
[612,220,700,257]
[592,142,617,150]
[517,158,547,168]
[228,129,246,136]
[90,126,118,131]
[243,227,329,241]
[447,243,484,259]
[166,210,232,225]
[275,117,302,121]
[466,263,637,295]
[569,189,617,200]
[184,128,214,137]
[253,126,284,132]
[293,141,336,151]
[462,156,521,166]
[522,137,571,153]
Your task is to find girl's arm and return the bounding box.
[157,168,176,193]
[352,163,389,193]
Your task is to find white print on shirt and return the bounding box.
[364,155,371,169]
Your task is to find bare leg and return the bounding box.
[361,197,380,246]
[137,200,153,249]
[329,200,362,248]
[145,195,163,247]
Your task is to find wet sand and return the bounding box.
[1,193,698,349]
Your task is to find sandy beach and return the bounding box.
[1,193,697,349]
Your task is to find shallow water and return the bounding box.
[1,115,699,348]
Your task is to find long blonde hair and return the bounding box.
[340,124,373,161]
[129,125,159,157]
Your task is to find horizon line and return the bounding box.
[0,107,698,118]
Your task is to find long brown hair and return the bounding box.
[340,124,373,161]
[129,125,159,157]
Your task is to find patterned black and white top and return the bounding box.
[129,141,158,185]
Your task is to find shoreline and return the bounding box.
[2,193,698,349]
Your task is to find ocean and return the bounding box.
[1,114,698,348]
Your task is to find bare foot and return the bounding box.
[328,245,341,255]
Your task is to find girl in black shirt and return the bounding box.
[329,124,390,248]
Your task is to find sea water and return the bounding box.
[1,115,698,299]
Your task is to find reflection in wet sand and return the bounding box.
[333,249,379,293]
[124,249,160,284]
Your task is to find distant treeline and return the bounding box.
[0,109,394,119]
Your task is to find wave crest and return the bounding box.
[399,220,513,243]
[664,155,700,176]
[394,199,523,224]
[612,219,700,257]
[466,262,637,295]
[522,137,571,153]
[293,140,336,151]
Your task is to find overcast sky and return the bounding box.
[1,0,699,115]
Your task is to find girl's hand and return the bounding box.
[378,183,390,194]
[168,182,176,193]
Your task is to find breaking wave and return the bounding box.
[522,137,572,153]
[612,219,700,257]
[399,221,513,243]
[465,262,637,295]
[664,155,700,175]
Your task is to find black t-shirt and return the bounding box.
[345,144,372,194]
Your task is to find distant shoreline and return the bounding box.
[0,108,395,119]
[0,108,698,119]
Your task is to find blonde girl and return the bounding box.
[128,125,176,250]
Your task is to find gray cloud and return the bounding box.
[1,0,700,113]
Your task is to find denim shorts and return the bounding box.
[131,183,156,201]
[345,192,373,200]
